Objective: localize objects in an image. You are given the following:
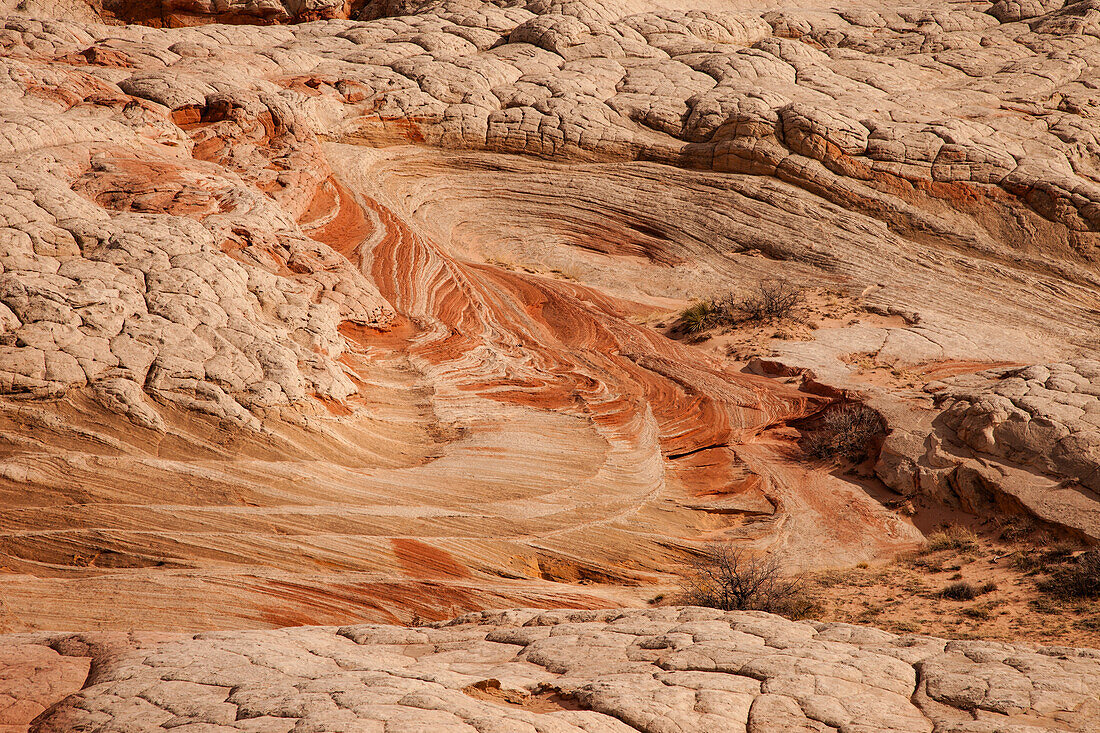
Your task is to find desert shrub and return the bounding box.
[939,580,996,601]
[910,556,946,573]
[940,581,977,601]
[680,543,815,617]
[1038,550,1100,600]
[678,301,722,334]
[1014,546,1076,576]
[996,515,1036,542]
[733,277,802,322]
[676,278,804,334]
[802,403,886,463]
[923,526,978,554]
[1075,616,1100,631]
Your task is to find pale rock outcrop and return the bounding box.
[935,361,1100,492]
[0,21,393,428]
[12,607,1100,733]
[870,363,1100,542]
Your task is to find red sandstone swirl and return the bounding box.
[319,146,920,570]
[0,158,919,632]
[0,6,933,631]
[0,115,919,631]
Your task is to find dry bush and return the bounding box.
[995,515,1037,542]
[939,580,996,601]
[1012,546,1075,575]
[939,582,976,600]
[679,544,816,618]
[802,403,886,463]
[731,277,803,322]
[1038,550,1100,600]
[923,526,979,554]
[676,278,803,334]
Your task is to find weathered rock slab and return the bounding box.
[16,608,1100,733]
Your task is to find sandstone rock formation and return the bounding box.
[869,361,1100,544]
[0,0,364,26]
[4,0,1100,728]
[1,0,1100,661]
[7,607,1100,732]
[936,361,1100,491]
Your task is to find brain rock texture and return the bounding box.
[11,607,1100,733]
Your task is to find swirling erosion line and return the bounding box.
[0,131,924,633]
[315,145,919,572]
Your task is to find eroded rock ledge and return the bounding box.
[9,606,1100,733]
[872,361,1100,543]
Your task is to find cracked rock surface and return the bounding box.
[11,607,1100,733]
[0,0,1099,729]
[866,361,1100,543]
[935,361,1100,493]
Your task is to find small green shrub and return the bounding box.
[679,301,722,334]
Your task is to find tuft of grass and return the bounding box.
[923,526,978,554]
[996,515,1036,542]
[939,580,996,601]
[1012,546,1075,575]
[678,301,722,334]
[856,606,883,622]
[1030,596,1064,615]
[1074,616,1100,631]
[940,581,978,601]
[909,556,945,573]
